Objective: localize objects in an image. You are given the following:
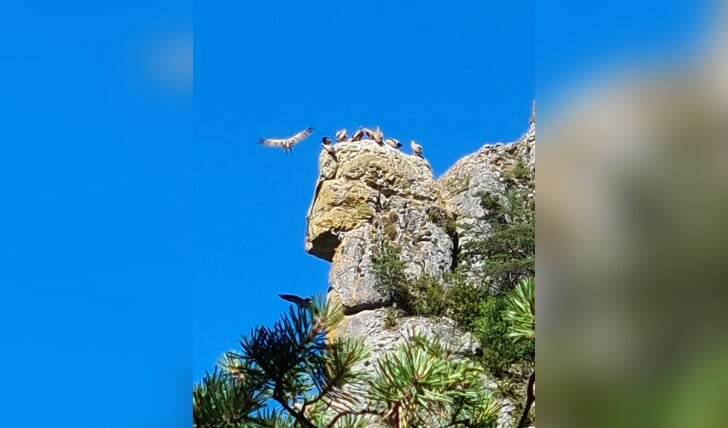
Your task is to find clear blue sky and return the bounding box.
[193,0,534,382]
[0,0,707,426]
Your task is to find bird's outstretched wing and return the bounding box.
[278,293,312,307]
[259,126,314,148]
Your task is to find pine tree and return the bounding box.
[193,294,499,427]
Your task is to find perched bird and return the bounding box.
[351,127,365,142]
[335,129,348,142]
[259,126,314,154]
[278,293,312,307]
[410,140,424,158]
[384,137,402,149]
[364,126,384,145]
[373,126,384,145]
[322,136,336,157]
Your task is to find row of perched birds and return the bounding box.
[258,126,424,159]
[322,126,424,159]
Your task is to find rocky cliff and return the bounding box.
[304,121,535,427]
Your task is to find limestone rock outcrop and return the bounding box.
[304,125,535,427]
[439,124,535,282]
[306,140,455,314]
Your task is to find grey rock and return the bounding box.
[306,139,453,313]
[334,307,481,364]
[304,124,536,427]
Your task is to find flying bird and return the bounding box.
[259,126,314,154]
[351,127,365,142]
[278,293,312,307]
[410,140,424,158]
[335,129,348,142]
[322,136,336,157]
[384,138,402,149]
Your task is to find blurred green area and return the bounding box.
[539,4,728,425]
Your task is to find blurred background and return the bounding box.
[539,0,728,426]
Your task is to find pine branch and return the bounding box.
[193,368,266,427]
[272,385,317,428]
[303,337,369,415]
[326,408,386,428]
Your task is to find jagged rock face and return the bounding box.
[305,130,535,427]
[306,140,454,313]
[333,308,481,357]
[439,126,534,235]
[438,126,535,281]
[305,131,535,314]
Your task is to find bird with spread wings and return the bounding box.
[259,126,314,154]
[278,293,312,307]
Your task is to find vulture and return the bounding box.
[384,138,402,149]
[410,140,424,158]
[322,136,336,157]
[364,126,384,145]
[259,126,314,154]
[351,127,365,142]
[335,129,348,142]
[278,293,312,307]
[373,126,384,145]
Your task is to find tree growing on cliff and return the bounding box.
[193,295,499,427]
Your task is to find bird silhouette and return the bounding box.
[278,293,312,307]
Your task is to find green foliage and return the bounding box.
[194,295,501,428]
[474,292,535,378]
[409,275,448,316]
[372,245,486,328]
[384,308,398,329]
[368,332,499,427]
[372,245,490,330]
[503,159,530,182]
[444,272,488,328]
[193,295,371,428]
[371,242,413,313]
[479,192,508,224]
[193,367,268,427]
[462,187,535,293]
[504,277,535,342]
[426,206,458,235]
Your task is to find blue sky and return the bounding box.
[0,0,710,426]
[193,0,534,382]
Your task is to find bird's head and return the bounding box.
[322,136,332,144]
